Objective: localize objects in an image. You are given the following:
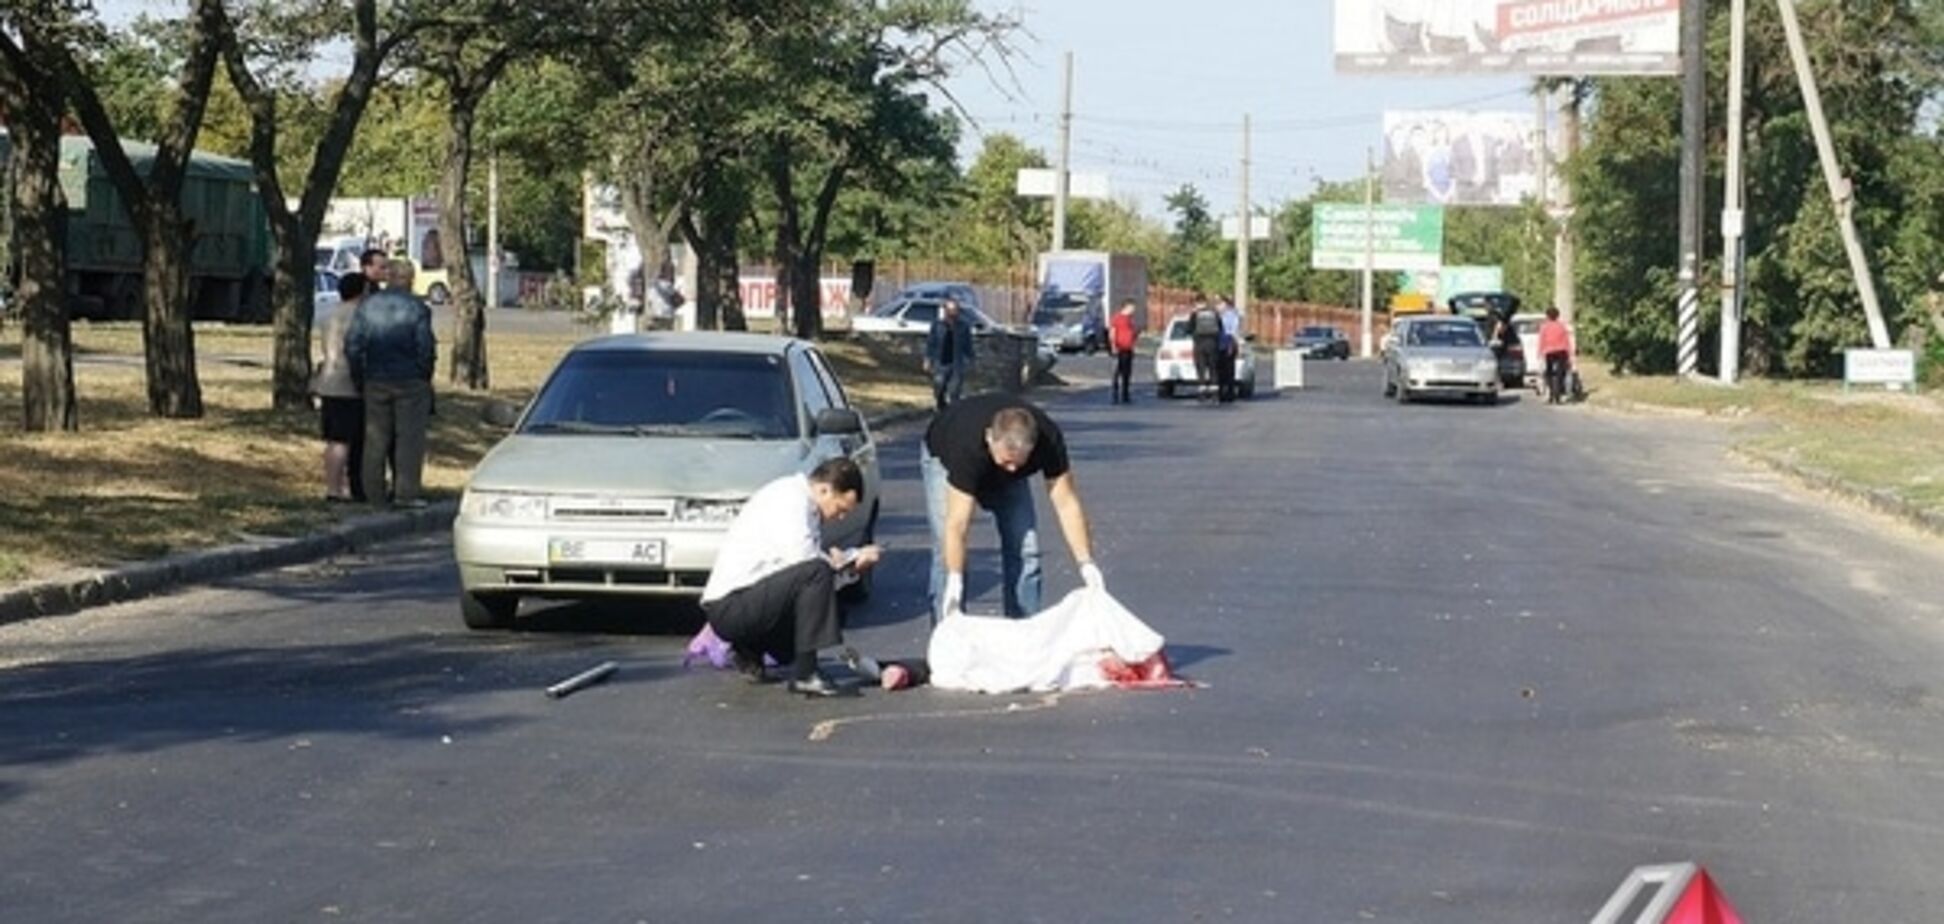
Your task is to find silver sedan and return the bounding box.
[1382,317,1502,405]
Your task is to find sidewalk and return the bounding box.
[0,406,936,628]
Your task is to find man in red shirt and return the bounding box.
[1538,306,1574,404]
[1108,299,1139,404]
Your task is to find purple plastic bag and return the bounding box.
[682,624,775,670]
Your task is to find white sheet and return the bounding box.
[927,588,1165,694]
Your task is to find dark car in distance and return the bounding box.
[1289,325,1351,360]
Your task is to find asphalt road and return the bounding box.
[6,354,1944,922]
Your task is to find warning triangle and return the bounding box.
[1664,867,1743,924]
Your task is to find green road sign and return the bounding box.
[1311,203,1444,272]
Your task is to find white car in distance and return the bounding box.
[1152,315,1256,399]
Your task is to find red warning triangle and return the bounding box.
[1664,867,1743,924]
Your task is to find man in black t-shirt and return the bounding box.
[921,393,1101,622]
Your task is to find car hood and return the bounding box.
[1399,345,1495,362]
[467,434,812,498]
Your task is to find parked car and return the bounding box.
[1446,291,1526,388]
[849,297,1001,335]
[1153,315,1257,399]
[1029,291,1104,354]
[452,333,882,629]
[312,270,344,327]
[1382,315,1500,405]
[885,281,983,314]
[1289,325,1351,360]
[1511,312,1546,389]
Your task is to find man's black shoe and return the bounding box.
[787,673,859,698]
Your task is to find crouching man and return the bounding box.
[701,458,882,698]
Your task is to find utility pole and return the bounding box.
[1361,146,1376,359]
[1235,113,1251,316]
[1555,82,1579,326]
[1052,51,1074,253]
[1676,0,1706,377]
[1720,0,1748,382]
[487,150,500,313]
[1775,0,1892,349]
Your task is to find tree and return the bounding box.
[940,133,1048,270]
[0,1,83,431]
[60,0,229,418]
[221,0,418,409]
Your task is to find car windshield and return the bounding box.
[1031,295,1089,326]
[1407,322,1485,347]
[521,350,798,440]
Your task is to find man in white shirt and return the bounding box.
[701,458,882,697]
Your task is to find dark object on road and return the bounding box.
[545,661,619,699]
[1289,325,1352,360]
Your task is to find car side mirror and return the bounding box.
[814,407,864,436]
[482,400,523,429]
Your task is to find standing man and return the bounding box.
[1108,298,1138,404]
[925,297,976,410]
[1216,294,1243,403]
[922,393,1103,622]
[346,259,436,508]
[1538,306,1573,404]
[702,458,881,698]
[360,249,388,290]
[1187,293,1224,403]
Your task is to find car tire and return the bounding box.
[460,591,518,630]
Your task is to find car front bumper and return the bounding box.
[454,517,728,597]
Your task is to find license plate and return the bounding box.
[549,538,665,566]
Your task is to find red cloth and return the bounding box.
[1538,319,1573,356]
[1110,313,1138,352]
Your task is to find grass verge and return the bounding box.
[0,321,931,588]
[1583,362,1944,522]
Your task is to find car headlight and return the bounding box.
[462,489,549,522]
[675,499,744,524]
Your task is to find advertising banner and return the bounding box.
[1334,0,1680,75]
[1383,111,1539,207]
[738,276,854,321]
[1311,203,1445,272]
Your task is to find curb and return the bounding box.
[0,502,459,629]
[1736,448,1944,539]
[0,407,940,630]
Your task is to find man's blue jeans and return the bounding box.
[931,362,966,410]
[922,444,1041,623]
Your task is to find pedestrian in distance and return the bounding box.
[1216,293,1242,403]
[701,458,882,698]
[311,272,369,503]
[921,393,1104,623]
[1538,306,1574,405]
[1187,293,1224,403]
[925,297,976,411]
[346,259,436,508]
[1109,299,1138,404]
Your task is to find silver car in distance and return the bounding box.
[1382,316,1502,405]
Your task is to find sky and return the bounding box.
[95,0,1538,220]
[942,1,1533,220]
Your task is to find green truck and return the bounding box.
[1,132,273,323]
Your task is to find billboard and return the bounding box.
[1383,110,1539,207]
[1334,0,1681,75]
[1311,203,1445,272]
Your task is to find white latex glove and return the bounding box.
[1079,561,1105,592]
[940,572,965,618]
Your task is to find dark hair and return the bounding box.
[809,456,864,498]
[1545,306,1559,320]
[338,272,368,302]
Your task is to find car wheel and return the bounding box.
[460,591,518,630]
[1158,382,1175,399]
[1395,384,1412,404]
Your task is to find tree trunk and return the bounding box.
[789,251,822,341]
[142,206,203,418]
[443,97,487,390]
[268,217,317,409]
[11,91,77,432]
